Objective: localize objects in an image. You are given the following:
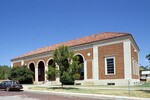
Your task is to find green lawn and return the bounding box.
[29,83,150,98]
[137,82,150,87]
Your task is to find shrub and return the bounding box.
[9,65,34,84]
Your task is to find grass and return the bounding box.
[29,83,150,98]
[137,82,150,87]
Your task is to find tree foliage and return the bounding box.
[46,64,58,81]
[0,65,10,80]
[47,46,81,88]
[146,54,150,70]
[146,54,150,61]
[9,65,34,84]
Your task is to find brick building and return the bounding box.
[11,32,140,86]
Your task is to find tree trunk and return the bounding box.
[61,83,63,89]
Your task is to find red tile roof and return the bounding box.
[13,32,130,59]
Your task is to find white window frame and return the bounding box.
[105,57,116,75]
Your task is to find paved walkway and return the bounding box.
[23,85,150,100]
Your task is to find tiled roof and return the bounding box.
[13,32,130,59]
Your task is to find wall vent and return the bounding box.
[107,83,115,85]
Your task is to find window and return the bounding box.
[105,57,115,75]
[107,83,115,85]
[132,57,138,75]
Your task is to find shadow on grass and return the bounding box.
[47,87,79,90]
[137,90,150,94]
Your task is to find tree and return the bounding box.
[9,65,34,84]
[0,65,10,80]
[146,54,150,70]
[46,63,58,81]
[146,54,150,61]
[139,66,146,75]
[46,46,81,88]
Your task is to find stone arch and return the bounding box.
[47,59,56,81]
[28,61,35,68]
[28,62,35,81]
[74,53,85,61]
[46,58,53,66]
[75,53,85,80]
[37,60,45,81]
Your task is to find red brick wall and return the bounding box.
[13,62,21,67]
[12,57,52,67]
[75,48,93,60]
[87,61,92,79]
[24,56,51,66]
[98,43,124,79]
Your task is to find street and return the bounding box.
[0,90,109,100]
[0,89,149,100]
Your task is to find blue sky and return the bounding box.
[0,0,150,66]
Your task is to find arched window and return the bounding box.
[47,59,56,81]
[38,61,45,81]
[29,62,35,81]
[76,55,84,80]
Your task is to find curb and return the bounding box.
[23,88,150,100]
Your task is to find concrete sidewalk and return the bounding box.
[23,85,150,100]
